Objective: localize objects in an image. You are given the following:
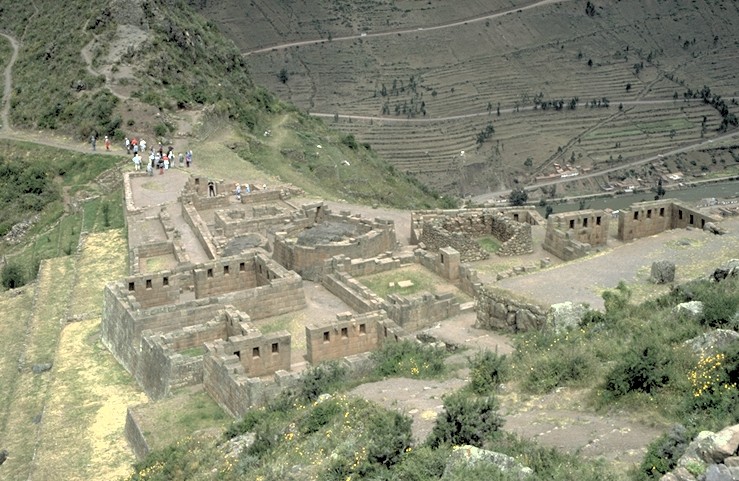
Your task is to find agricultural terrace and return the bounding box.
[202,0,739,197]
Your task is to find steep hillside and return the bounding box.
[203,0,739,196]
[0,0,446,210]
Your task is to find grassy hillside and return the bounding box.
[207,0,739,195]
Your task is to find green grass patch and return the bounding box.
[137,388,229,452]
[371,340,448,379]
[358,267,460,300]
[478,236,501,253]
[179,346,205,357]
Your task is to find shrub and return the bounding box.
[468,350,508,394]
[523,349,594,393]
[427,392,503,447]
[389,445,450,481]
[603,339,674,399]
[1,261,26,289]
[372,340,447,379]
[636,424,690,480]
[297,361,347,402]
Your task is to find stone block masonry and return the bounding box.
[273,206,397,280]
[102,250,306,393]
[475,286,548,332]
[412,208,534,261]
[617,200,720,241]
[305,311,404,364]
[543,209,609,261]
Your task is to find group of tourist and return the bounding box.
[126,137,193,175]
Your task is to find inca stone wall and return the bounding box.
[305,311,403,364]
[618,200,718,241]
[273,209,396,281]
[413,209,534,261]
[101,251,305,389]
[475,286,549,332]
[543,209,609,261]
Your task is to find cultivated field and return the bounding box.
[201,0,739,196]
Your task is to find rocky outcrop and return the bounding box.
[443,445,533,480]
[652,260,676,284]
[684,329,739,356]
[546,301,588,333]
[660,424,739,481]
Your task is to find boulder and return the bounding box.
[652,260,676,284]
[674,301,704,321]
[704,222,726,235]
[685,329,739,355]
[0,449,7,466]
[712,260,739,282]
[31,363,53,374]
[712,425,739,461]
[705,463,733,481]
[442,445,533,480]
[546,302,588,332]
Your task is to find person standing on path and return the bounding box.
[90,134,96,151]
[125,137,130,154]
[132,153,142,170]
[104,135,111,151]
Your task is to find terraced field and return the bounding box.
[200,0,739,197]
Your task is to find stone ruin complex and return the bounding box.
[107,171,729,457]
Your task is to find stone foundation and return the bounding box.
[475,286,548,332]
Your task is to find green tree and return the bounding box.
[508,188,528,206]
[277,68,289,84]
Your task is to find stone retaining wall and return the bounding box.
[475,286,549,332]
[125,408,150,460]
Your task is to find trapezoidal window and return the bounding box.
[146,279,152,289]
[583,218,588,227]
[569,219,575,229]
[223,265,230,275]
[659,207,665,217]
[679,210,683,220]
[128,282,135,291]
[239,262,245,272]
[633,212,639,220]
[689,214,694,225]
[207,268,213,278]
[647,209,652,219]
[162,276,169,286]
[596,216,602,226]
[341,327,348,339]
[252,347,260,358]
[359,324,366,335]
[271,342,279,354]
[323,331,330,343]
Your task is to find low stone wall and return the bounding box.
[385,292,460,331]
[182,203,217,259]
[475,286,549,332]
[125,407,150,460]
[322,271,385,313]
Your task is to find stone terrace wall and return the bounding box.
[476,286,548,333]
[305,311,403,364]
[543,209,609,261]
[414,209,534,260]
[618,200,719,241]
